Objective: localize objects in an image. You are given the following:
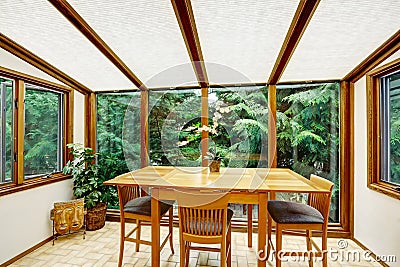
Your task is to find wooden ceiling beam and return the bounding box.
[171,0,208,88]
[268,0,320,84]
[343,29,400,83]
[49,0,148,91]
[0,33,92,94]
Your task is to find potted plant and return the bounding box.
[63,143,107,231]
[204,150,224,172]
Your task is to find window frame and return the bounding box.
[367,57,400,200]
[23,85,65,179]
[0,67,73,196]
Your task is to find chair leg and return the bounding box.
[322,226,328,267]
[266,214,272,260]
[306,230,313,267]
[179,232,185,267]
[169,208,175,254]
[227,224,232,267]
[185,242,190,267]
[136,220,141,252]
[221,237,227,267]
[275,224,282,267]
[118,217,125,267]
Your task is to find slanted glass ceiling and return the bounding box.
[281,0,400,82]
[0,0,133,91]
[1,1,399,90]
[192,0,298,84]
[68,0,198,89]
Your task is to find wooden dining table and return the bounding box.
[104,166,329,267]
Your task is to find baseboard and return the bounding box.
[0,236,52,267]
[351,237,390,267]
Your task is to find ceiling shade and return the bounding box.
[192,0,298,85]
[68,0,198,89]
[0,0,133,91]
[281,0,400,82]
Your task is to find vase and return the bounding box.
[209,160,221,172]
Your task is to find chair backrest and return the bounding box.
[177,191,230,237]
[117,185,141,208]
[308,175,334,223]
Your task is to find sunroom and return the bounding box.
[0,0,399,266]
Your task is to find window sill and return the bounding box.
[0,173,72,197]
[368,182,400,200]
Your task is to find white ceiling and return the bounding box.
[281,0,400,82]
[0,0,399,91]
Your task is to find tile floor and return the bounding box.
[10,222,383,267]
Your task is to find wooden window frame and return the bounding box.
[0,67,73,197]
[367,58,400,200]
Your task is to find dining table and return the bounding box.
[104,166,329,267]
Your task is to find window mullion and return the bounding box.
[14,79,25,185]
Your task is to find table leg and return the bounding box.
[151,188,161,267]
[258,193,267,267]
[248,204,253,248]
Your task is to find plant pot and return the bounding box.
[86,202,107,231]
[209,160,221,172]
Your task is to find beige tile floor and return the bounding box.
[10,222,383,267]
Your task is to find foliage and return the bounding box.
[24,88,60,176]
[62,143,105,209]
[94,84,340,221]
[276,83,340,221]
[96,93,140,208]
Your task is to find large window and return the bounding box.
[0,70,72,195]
[367,60,400,200]
[380,71,400,186]
[207,86,268,168]
[0,77,14,185]
[276,82,340,222]
[24,85,64,178]
[149,89,201,166]
[95,83,346,226]
[96,92,141,208]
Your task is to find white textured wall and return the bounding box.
[354,76,400,266]
[74,91,86,145]
[0,48,83,265]
[0,48,64,85]
[0,180,73,265]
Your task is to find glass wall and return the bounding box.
[0,77,14,184]
[97,92,141,208]
[207,86,268,168]
[24,85,63,178]
[276,82,340,222]
[213,86,268,219]
[149,89,201,166]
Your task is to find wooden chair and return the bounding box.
[117,185,174,267]
[177,191,233,267]
[266,174,334,267]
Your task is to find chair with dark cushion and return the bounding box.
[266,174,334,267]
[177,190,233,267]
[117,185,174,267]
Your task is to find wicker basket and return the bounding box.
[86,202,107,231]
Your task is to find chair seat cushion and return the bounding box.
[124,196,174,217]
[268,200,324,224]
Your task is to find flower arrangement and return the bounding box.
[178,100,230,171]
